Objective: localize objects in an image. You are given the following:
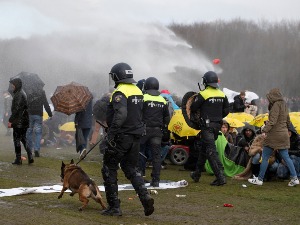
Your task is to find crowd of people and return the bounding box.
[1,64,300,217]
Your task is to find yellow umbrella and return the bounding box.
[249,113,269,127]
[223,117,245,128]
[59,122,76,132]
[290,112,300,117]
[168,110,200,138]
[290,115,300,134]
[227,112,254,123]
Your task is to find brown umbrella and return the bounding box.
[50,82,93,115]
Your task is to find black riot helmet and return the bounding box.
[202,71,219,88]
[109,63,136,84]
[144,77,160,95]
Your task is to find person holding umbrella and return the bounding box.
[7,78,34,165]
[101,62,154,216]
[75,97,93,160]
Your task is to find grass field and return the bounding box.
[0,125,300,225]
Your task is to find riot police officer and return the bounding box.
[138,77,170,187]
[190,71,229,186]
[101,63,154,216]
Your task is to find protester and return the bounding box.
[2,91,12,136]
[233,123,256,167]
[277,123,300,179]
[75,98,93,160]
[221,120,234,145]
[101,62,154,216]
[248,88,299,186]
[233,91,249,113]
[138,77,170,187]
[44,111,68,145]
[8,78,34,165]
[26,89,52,157]
[190,71,229,186]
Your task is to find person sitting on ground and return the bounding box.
[277,123,300,179]
[232,123,256,167]
[40,122,50,147]
[221,120,234,145]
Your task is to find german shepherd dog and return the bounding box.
[58,159,106,211]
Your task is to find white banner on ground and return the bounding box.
[0,180,188,197]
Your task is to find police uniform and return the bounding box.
[139,92,170,186]
[190,85,229,185]
[102,82,154,216]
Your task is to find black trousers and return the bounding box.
[195,123,224,178]
[139,127,162,181]
[13,127,28,158]
[102,134,148,207]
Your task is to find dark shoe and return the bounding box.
[12,159,22,165]
[28,158,34,164]
[34,151,40,157]
[190,171,201,182]
[210,178,226,186]
[101,207,122,216]
[150,180,159,187]
[141,195,154,216]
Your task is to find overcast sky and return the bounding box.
[1,0,300,39]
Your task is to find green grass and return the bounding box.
[0,125,300,224]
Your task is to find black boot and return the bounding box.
[210,171,226,186]
[136,185,154,216]
[190,171,201,182]
[102,184,122,216]
[12,147,22,165]
[150,179,159,187]
[12,158,22,165]
[101,198,122,216]
[140,194,154,216]
[26,146,34,164]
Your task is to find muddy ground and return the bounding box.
[0,125,300,225]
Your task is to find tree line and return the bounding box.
[169,19,300,97]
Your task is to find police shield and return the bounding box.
[181,91,201,130]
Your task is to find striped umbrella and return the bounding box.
[50,82,93,115]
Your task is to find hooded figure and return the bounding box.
[8,78,34,165]
[248,88,299,186]
[262,88,290,149]
[9,78,29,129]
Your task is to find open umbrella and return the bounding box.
[227,112,254,123]
[168,110,200,138]
[290,115,300,134]
[50,82,93,115]
[249,113,269,127]
[223,117,245,128]
[59,122,76,132]
[9,72,45,96]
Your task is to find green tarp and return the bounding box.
[205,134,245,177]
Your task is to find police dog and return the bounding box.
[58,159,106,211]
